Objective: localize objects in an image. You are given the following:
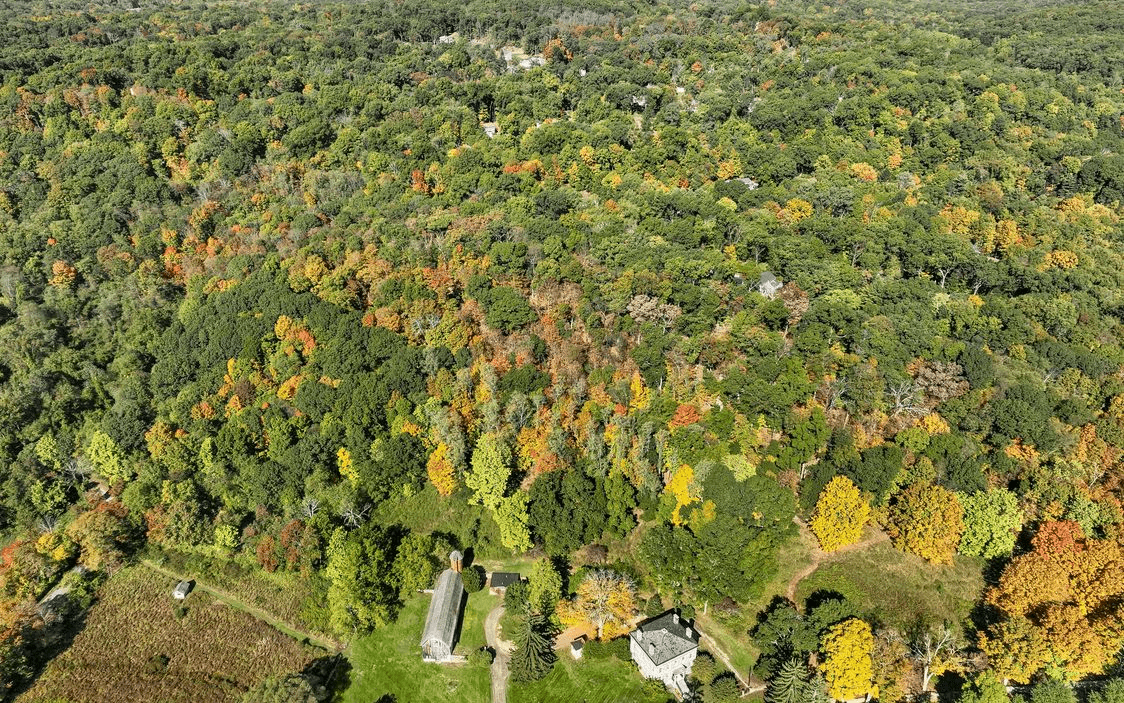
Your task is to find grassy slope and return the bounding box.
[340,589,497,703]
[370,485,508,560]
[794,541,984,627]
[509,655,669,703]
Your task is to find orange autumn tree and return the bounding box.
[426,442,457,496]
[668,404,701,429]
[884,483,964,564]
[981,520,1124,681]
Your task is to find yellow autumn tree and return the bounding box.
[629,371,651,412]
[664,464,700,526]
[337,447,358,487]
[822,618,876,701]
[810,476,870,552]
[557,570,637,640]
[426,442,457,496]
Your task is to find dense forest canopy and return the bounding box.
[1,0,1123,698]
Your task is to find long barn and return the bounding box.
[420,552,465,663]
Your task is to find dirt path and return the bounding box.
[485,604,511,703]
[554,622,595,650]
[140,559,341,651]
[697,628,758,692]
[783,517,889,604]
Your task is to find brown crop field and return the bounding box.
[17,566,320,703]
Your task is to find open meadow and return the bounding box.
[17,567,320,703]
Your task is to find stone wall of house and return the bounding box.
[630,639,697,684]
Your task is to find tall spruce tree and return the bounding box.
[509,612,556,683]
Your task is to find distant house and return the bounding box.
[629,611,700,695]
[482,122,499,139]
[758,271,782,299]
[421,553,466,663]
[488,572,521,595]
[172,580,193,600]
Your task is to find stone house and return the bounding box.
[629,610,700,696]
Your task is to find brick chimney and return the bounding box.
[450,550,463,572]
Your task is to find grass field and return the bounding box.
[148,546,330,635]
[370,485,509,560]
[794,541,984,627]
[509,655,669,703]
[17,566,319,703]
[340,588,498,703]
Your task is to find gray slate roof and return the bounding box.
[420,569,464,647]
[489,572,521,588]
[630,611,699,667]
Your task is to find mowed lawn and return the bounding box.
[340,588,497,703]
[18,567,319,703]
[509,656,668,703]
[794,541,984,627]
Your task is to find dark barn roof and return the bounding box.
[489,572,521,588]
[630,611,699,667]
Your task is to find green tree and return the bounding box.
[958,672,1010,703]
[493,493,533,553]
[1030,680,1077,703]
[87,430,131,486]
[528,558,563,613]
[959,489,1023,559]
[325,524,399,635]
[767,659,810,703]
[467,433,512,510]
[509,612,556,683]
[391,532,438,596]
[484,287,537,334]
[1089,680,1124,703]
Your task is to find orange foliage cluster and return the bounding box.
[48,260,77,287]
[982,520,1124,680]
[668,404,701,429]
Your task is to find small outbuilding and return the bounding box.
[421,553,467,663]
[172,580,193,600]
[570,636,586,660]
[488,572,521,595]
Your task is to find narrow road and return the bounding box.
[698,629,755,691]
[484,604,511,703]
[140,559,341,651]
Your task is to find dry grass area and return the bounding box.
[794,541,984,628]
[18,566,319,703]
